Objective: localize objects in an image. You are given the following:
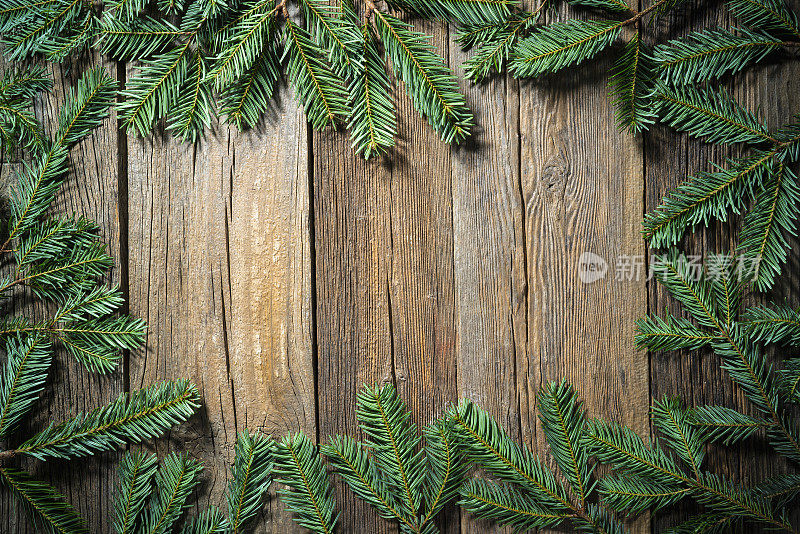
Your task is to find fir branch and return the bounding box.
[727,0,800,39]
[688,405,769,445]
[643,151,773,248]
[742,304,800,345]
[652,28,782,86]
[756,473,800,507]
[107,0,149,21]
[98,15,186,60]
[509,19,622,77]
[0,467,87,534]
[649,250,720,330]
[599,474,689,514]
[297,0,359,77]
[0,65,50,154]
[537,380,592,505]
[207,0,277,90]
[738,163,800,291]
[273,432,338,534]
[459,479,571,531]
[457,10,539,81]
[11,380,200,461]
[0,333,51,438]
[707,252,745,328]
[55,314,146,373]
[113,450,158,534]
[54,67,117,149]
[651,397,705,478]
[1,0,86,60]
[355,382,424,522]
[139,453,203,534]
[450,399,571,510]
[375,10,473,143]
[568,0,630,13]
[119,41,194,136]
[283,18,348,130]
[226,430,273,533]
[219,51,281,129]
[7,145,70,241]
[179,508,229,534]
[692,472,785,530]
[323,434,414,528]
[40,10,94,61]
[635,312,716,352]
[166,49,214,142]
[401,0,515,25]
[584,418,688,487]
[348,21,396,158]
[420,417,466,526]
[654,84,774,146]
[780,358,800,402]
[10,241,114,304]
[610,32,657,134]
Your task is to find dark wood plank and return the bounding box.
[646,2,800,530]
[449,34,527,534]
[518,8,649,532]
[0,54,123,534]
[314,16,459,533]
[126,87,314,532]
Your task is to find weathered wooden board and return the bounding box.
[126,85,314,532]
[0,54,123,534]
[314,17,460,533]
[645,2,800,529]
[519,12,649,534]
[449,33,526,534]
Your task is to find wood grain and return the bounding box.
[448,34,527,534]
[645,2,800,529]
[519,7,649,532]
[126,86,314,532]
[0,54,124,534]
[314,16,459,533]
[3,4,800,532]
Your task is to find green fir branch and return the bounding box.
[273,432,338,534]
[113,451,158,534]
[375,10,473,143]
[509,19,622,77]
[0,467,87,534]
[12,380,200,461]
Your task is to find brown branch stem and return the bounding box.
[622,0,670,26]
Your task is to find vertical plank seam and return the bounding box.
[308,122,320,444]
[222,147,237,431]
[116,58,130,397]
[514,68,527,447]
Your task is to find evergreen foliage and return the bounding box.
[110,430,273,534]
[322,383,465,534]
[0,0,493,156]
[275,432,338,533]
[0,67,199,534]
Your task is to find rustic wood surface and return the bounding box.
[1,6,799,533]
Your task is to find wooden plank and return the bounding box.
[449,37,527,534]
[314,16,459,532]
[518,11,649,531]
[126,86,314,531]
[0,55,123,534]
[646,3,800,529]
